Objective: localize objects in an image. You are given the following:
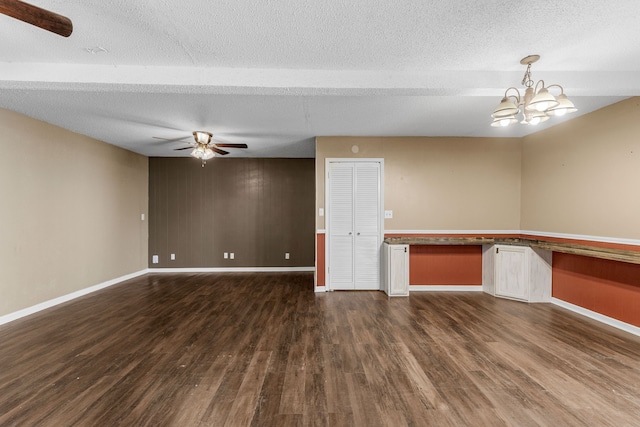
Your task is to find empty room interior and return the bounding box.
[1,1,640,426]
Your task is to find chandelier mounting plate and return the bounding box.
[520,55,540,65]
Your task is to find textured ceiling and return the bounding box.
[1,0,639,157]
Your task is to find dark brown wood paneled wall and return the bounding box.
[149,158,315,268]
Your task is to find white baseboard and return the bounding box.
[410,285,483,292]
[551,298,640,338]
[0,269,150,327]
[147,267,315,273]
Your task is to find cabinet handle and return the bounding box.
[357,232,361,235]
[349,232,352,235]
[496,247,499,254]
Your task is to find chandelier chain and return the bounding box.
[521,64,534,88]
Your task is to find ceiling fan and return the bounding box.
[154,131,248,165]
[0,0,73,37]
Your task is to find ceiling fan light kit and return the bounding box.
[190,132,216,166]
[158,131,248,167]
[491,55,577,127]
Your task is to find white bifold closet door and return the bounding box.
[328,161,382,290]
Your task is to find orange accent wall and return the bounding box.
[409,245,482,286]
[553,253,640,327]
[316,233,325,286]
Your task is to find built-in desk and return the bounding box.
[383,236,640,265]
[383,235,640,299]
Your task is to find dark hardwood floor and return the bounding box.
[1,273,639,426]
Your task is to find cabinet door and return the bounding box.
[387,244,409,296]
[495,246,528,300]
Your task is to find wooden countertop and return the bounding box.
[383,236,640,265]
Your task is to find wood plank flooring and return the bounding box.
[1,272,640,426]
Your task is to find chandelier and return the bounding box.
[190,131,215,165]
[491,55,577,127]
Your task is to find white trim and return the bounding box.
[409,285,483,292]
[317,229,326,234]
[384,230,521,235]
[551,298,640,338]
[0,269,150,327]
[148,267,315,273]
[521,230,640,247]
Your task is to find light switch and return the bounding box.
[384,210,393,219]
[319,208,324,217]
[224,252,228,259]
[230,253,235,259]
[170,253,175,260]
[152,255,159,264]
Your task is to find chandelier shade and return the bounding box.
[521,110,550,126]
[528,88,559,112]
[491,116,518,127]
[491,97,520,118]
[546,93,578,116]
[491,55,576,127]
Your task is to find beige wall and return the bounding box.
[521,98,640,239]
[0,108,148,316]
[316,136,522,231]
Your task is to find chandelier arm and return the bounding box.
[503,87,522,104]
[534,79,547,92]
[545,84,565,95]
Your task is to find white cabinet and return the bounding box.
[383,243,409,296]
[496,245,528,300]
[482,244,552,302]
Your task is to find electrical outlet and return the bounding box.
[224,252,228,259]
[170,253,175,260]
[152,255,159,264]
[384,210,393,219]
[285,252,290,259]
[230,253,235,259]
